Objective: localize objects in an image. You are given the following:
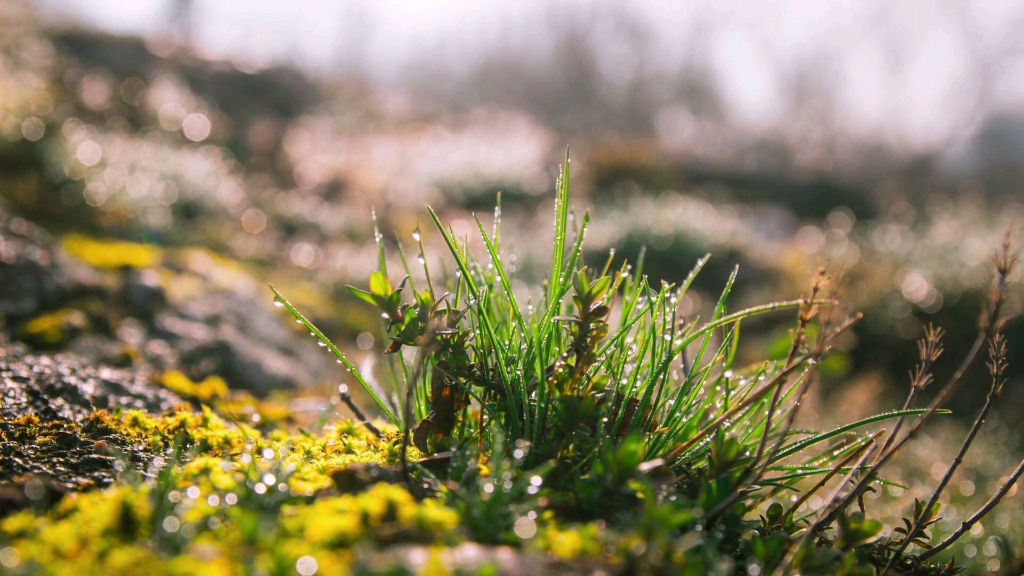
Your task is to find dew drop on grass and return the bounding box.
[296,319,303,324]
[274,300,284,307]
[412,229,421,241]
[418,256,425,264]
[318,341,326,347]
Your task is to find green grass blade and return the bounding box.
[769,408,950,463]
[269,285,399,426]
[475,216,526,334]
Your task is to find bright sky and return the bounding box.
[39,0,1024,149]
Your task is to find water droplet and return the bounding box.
[296,319,303,324]
[273,300,284,307]
[412,229,421,241]
[318,341,326,347]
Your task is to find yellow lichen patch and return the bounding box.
[63,234,161,269]
[0,486,158,575]
[280,483,460,547]
[537,522,604,561]
[19,308,88,346]
[0,478,458,575]
[217,391,294,427]
[101,407,422,499]
[158,371,229,403]
[1,401,635,575]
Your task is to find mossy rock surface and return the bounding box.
[0,341,182,496]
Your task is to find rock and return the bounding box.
[0,342,183,495]
[0,207,71,317]
[154,292,333,395]
[0,204,334,395]
[121,268,167,320]
[0,342,183,423]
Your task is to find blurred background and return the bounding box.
[3,0,1024,567]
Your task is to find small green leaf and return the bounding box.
[387,290,403,312]
[616,433,646,475]
[591,276,612,302]
[574,268,590,295]
[347,285,378,307]
[369,271,393,297]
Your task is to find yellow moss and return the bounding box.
[20,308,88,345]
[159,371,229,403]
[167,555,237,576]
[421,549,453,576]
[3,404,464,574]
[63,234,161,269]
[218,392,294,427]
[538,523,604,561]
[547,528,583,560]
[281,483,458,548]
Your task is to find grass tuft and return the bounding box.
[269,155,1021,574]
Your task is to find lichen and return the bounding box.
[0,404,654,574]
[0,406,450,576]
[18,308,88,346]
[62,234,161,270]
[158,371,229,403]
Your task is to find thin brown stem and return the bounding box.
[774,439,883,575]
[664,313,861,463]
[752,269,824,470]
[812,230,1014,540]
[877,325,943,459]
[339,387,383,439]
[922,455,1024,560]
[816,328,986,531]
[783,430,883,520]
[882,334,1008,574]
